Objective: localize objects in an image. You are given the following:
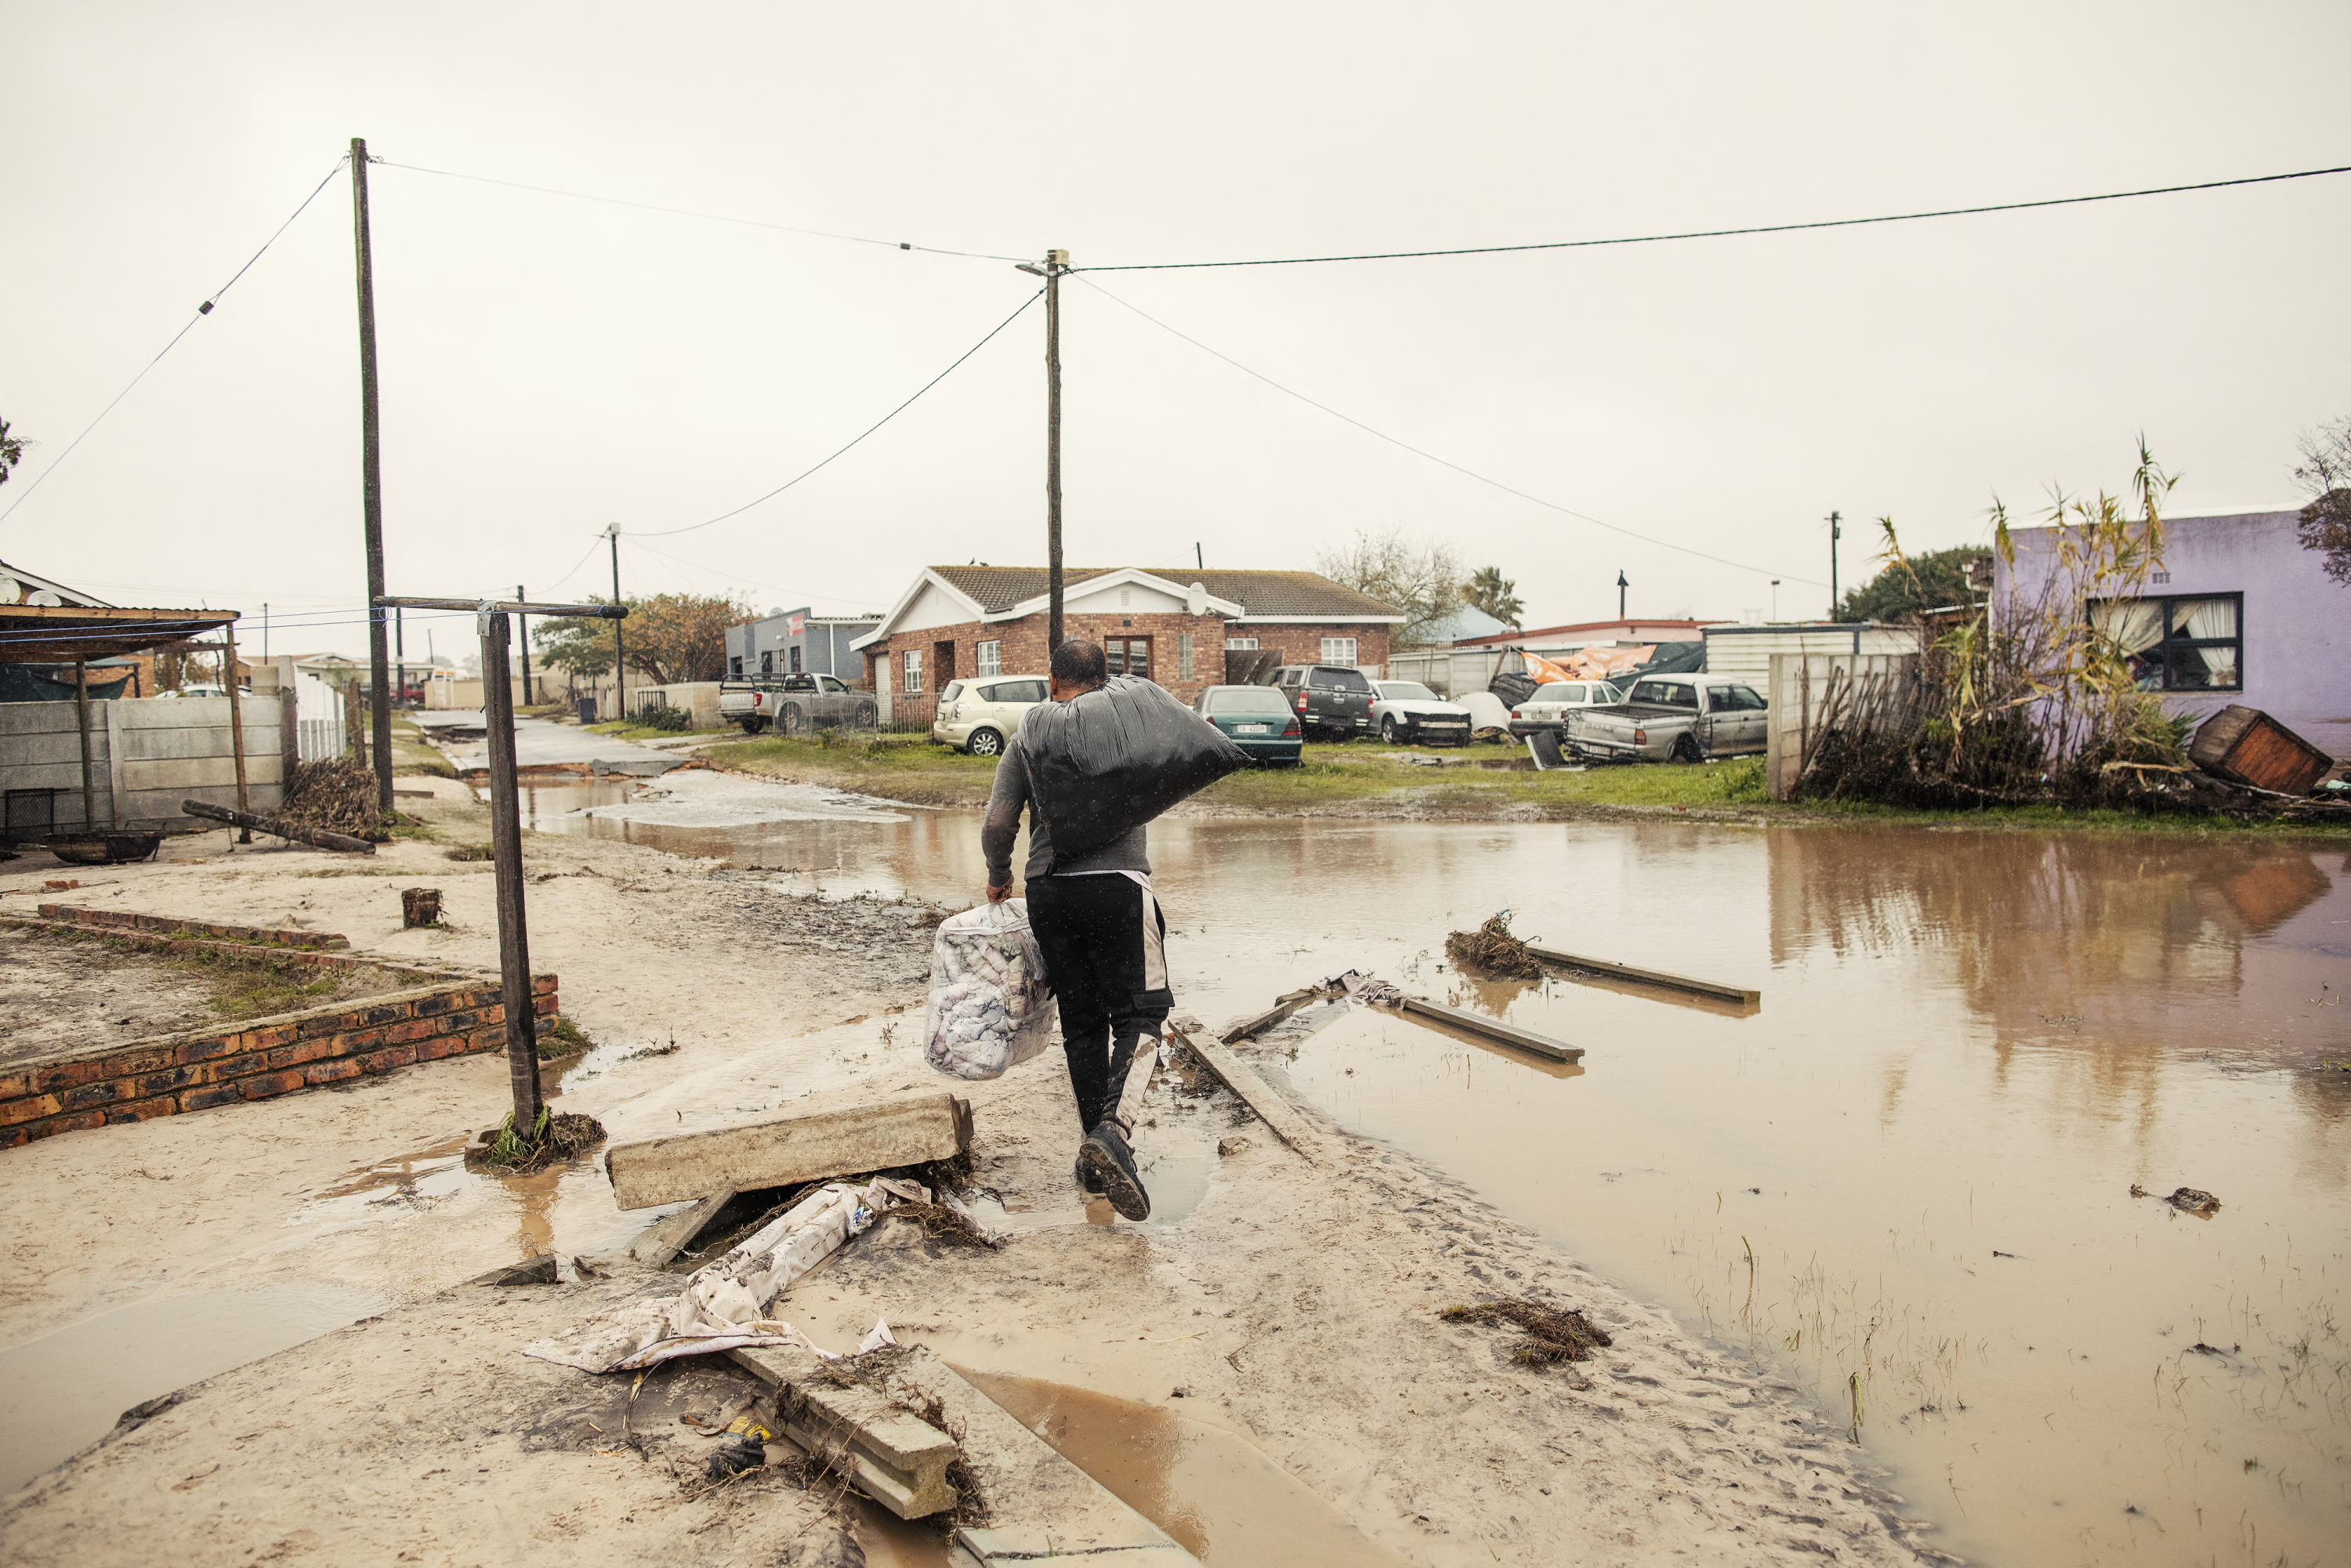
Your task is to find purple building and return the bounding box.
[1994,508,2349,760]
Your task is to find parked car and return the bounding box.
[1368,680,1473,746]
[718,673,875,735]
[1559,675,1770,762]
[1505,679,1625,738]
[1193,684,1303,766]
[933,675,1049,756]
[1269,664,1375,740]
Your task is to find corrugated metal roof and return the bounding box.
[929,566,1403,619]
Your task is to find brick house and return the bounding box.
[851,566,1406,725]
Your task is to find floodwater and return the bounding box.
[527,778,2351,1567]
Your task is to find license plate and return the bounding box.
[1237,723,1269,734]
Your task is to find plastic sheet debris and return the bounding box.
[925,900,1055,1081]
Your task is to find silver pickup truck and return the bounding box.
[1555,674,1770,762]
[717,674,876,735]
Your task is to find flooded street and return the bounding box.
[531,777,2351,1565]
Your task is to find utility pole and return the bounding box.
[351,136,393,813]
[1827,509,1842,621]
[395,607,404,715]
[1016,250,1070,647]
[1617,570,1629,621]
[263,603,270,660]
[607,527,625,722]
[516,584,531,708]
[1771,579,1781,621]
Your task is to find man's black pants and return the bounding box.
[1026,873,1170,1134]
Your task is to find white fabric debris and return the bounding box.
[521,1175,928,1373]
[924,900,1055,1081]
[1331,969,1411,1010]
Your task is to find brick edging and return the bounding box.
[38,903,352,951]
[0,917,558,1149]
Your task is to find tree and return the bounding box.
[531,592,754,686]
[2291,415,2351,588]
[1316,528,1464,647]
[0,418,26,488]
[1835,545,1992,622]
[1463,566,1523,629]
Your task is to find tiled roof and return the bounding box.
[929,566,1404,619]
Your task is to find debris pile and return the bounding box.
[279,757,392,840]
[1440,1297,1614,1366]
[478,1109,607,1173]
[1444,912,1545,980]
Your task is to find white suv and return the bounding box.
[933,675,1049,756]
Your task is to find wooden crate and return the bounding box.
[2188,705,2332,796]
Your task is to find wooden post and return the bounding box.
[607,527,625,724]
[479,608,545,1134]
[74,660,97,831]
[516,584,531,708]
[223,625,252,843]
[352,136,395,815]
[1045,251,1066,651]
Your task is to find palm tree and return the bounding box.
[1465,566,1523,629]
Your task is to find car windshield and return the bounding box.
[1378,682,1438,701]
[1310,668,1371,692]
[1204,687,1291,715]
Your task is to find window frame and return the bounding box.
[976,639,1002,678]
[1178,632,1194,683]
[1319,636,1359,666]
[2086,592,2244,693]
[903,647,923,694]
[1224,636,1259,651]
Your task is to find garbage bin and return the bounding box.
[576,697,598,724]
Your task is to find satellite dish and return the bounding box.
[0,578,20,605]
[25,591,63,607]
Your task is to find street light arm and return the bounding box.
[375,595,628,618]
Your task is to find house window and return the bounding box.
[904,648,923,693]
[788,646,802,674]
[1320,636,1358,666]
[1105,638,1152,680]
[729,656,742,676]
[2088,594,2242,691]
[759,650,773,674]
[976,639,1002,677]
[1178,633,1194,682]
[1224,636,1258,651]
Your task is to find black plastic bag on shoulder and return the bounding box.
[1018,676,1251,867]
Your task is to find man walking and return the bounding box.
[983,639,1168,1221]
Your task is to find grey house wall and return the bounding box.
[1,692,292,833]
[726,610,882,679]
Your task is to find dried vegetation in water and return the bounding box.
[1440,1297,1614,1366]
[1444,913,1545,980]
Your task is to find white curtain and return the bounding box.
[2175,599,2238,684]
[2089,599,2164,655]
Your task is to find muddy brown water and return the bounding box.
[530,786,2351,1566]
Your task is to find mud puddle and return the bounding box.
[569,803,2350,1566]
[0,1282,388,1494]
[958,1368,1407,1565]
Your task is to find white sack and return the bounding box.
[924,900,1056,1081]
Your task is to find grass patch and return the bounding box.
[539,1015,590,1059]
[583,719,736,741]
[390,715,456,779]
[708,733,1004,806]
[156,945,417,1022]
[445,842,496,862]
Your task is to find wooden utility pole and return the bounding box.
[1019,251,1071,648]
[394,607,405,715]
[74,660,96,831]
[1616,570,1629,621]
[607,528,625,722]
[1827,509,1842,620]
[223,624,252,844]
[351,136,393,813]
[516,584,531,708]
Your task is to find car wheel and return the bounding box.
[1672,733,1702,764]
[779,702,806,737]
[737,718,769,735]
[967,726,1005,758]
[852,701,878,729]
[1379,716,1400,744]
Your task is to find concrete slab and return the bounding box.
[603,1092,974,1210]
[729,1344,958,1518]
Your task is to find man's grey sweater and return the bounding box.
[982,731,1150,885]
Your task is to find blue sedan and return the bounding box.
[1194,685,1303,766]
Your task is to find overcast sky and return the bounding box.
[5,2,2346,656]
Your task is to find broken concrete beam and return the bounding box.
[624,1189,737,1268]
[858,1347,1201,1566]
[1397,996,1584,1062]
[1175,1031,1319,1164]
[1217,983,1329,1045]
[728,1344,959,1519]
[604,1092,973,1211]
[1524,944,1760,1005]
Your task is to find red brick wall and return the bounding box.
[870,614,1395,723]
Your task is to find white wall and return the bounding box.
[1704,627,1918,690]
[894,581,980,635]
[1066,581,1186,615]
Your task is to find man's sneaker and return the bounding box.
[1074,1156,1104,1197]
[1079,1121,1150,1222]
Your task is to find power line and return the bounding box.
[1078,277,1825,586]
[1081,163,2351,272]
[632,288,1045,538]
[379,161,1031,263]
[618,534,889,610]
[0,158,350,523]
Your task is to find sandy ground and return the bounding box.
[0,782,1943,1566]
